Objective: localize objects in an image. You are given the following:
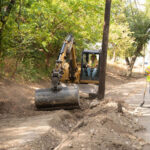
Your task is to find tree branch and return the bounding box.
[125,57,130,66]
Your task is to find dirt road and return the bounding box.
[124,80,150,150]
[0,75,147,150]
[0,114,52,149]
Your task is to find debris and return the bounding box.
[68,143,73,148]
[117,102,123,113]
[90,100,99,109]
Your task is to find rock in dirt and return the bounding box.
[90,100,100,109]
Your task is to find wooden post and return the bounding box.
[98,0,112,99]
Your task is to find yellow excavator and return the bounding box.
[35,35,100,109]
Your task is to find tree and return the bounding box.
[0,0,16,55]
[98,0,112,99]
[0,0,125,80]
[125,7,150,76]
[108,1,134,62]
[0,0,106,79]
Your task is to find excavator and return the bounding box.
[35,35,101,109]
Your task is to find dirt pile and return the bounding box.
[53,100,144,150]
[13,100,145,150]
[14,110,79,150]
[0,79,49,118]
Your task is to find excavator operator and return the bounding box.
[87,54,98,79]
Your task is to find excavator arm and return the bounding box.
[35,35,80,109]
[51,35,78,91]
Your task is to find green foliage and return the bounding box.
[107,1,134,60]
[121,1,150,76]
[2,0,145,80]
[108,1,150,63]
[145,0,150,17]
[1,0,106,80]
[125,5,150,56]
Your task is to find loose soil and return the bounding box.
[0,65,146,150]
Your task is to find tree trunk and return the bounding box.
[125,57,130,66]
[126,56,137,77]
[45,52,51,70]
[11,58,20,78]
[112,50,116,62]
[0,28,4,56]
[125,43,143,77]
[98,0,112,99]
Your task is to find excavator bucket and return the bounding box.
[35,84,80,110]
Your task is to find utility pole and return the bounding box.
[98,0,112,99]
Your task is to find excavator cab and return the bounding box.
[80,50,100,84]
